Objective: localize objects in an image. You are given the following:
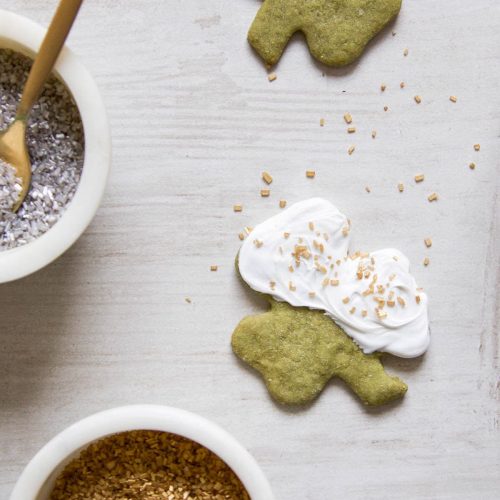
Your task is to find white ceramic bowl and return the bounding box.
[0,10,111,283]
[10,405,274,500]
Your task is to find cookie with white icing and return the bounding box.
[232,198,429,406]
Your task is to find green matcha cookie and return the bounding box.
[248,0,402,67]
[232,296,407,406]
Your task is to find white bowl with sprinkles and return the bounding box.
[9,405,275,500]
[0,10,111,283]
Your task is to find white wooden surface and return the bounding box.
[1,1,499,498]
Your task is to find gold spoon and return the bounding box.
[0,0,84,212]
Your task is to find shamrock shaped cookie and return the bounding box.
[232,198,429,407]
[248,0,402,66]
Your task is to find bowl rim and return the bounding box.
[0,9,111,283]
[9,404,275,500]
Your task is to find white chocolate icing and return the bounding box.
[238,198,430,358]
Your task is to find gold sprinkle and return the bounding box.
[342,297,350,304]
[185,298,192,304]
[322,277,330,287]
[348,145,355,155]
[397,296,406,307]
[283,232,290,239]
[330,279,339,286]
[414,174,425,183]
[403,48,409,56]
[238,233,245,241]
[306,170,316,178]
[361,310,368,317]
[343,112,353,124]
[349,307,356,314]
[376,309,388,320]
[400,81,405,89]
[365,186,371,193]
[262,171,273,184]
[260,189,270,197]
[387,300,396,307]
[210,265,218,272]
[469,162,476,170]
[308,292,316,298]
[288,265,294,273]
[233,204,242,212]
[289,281,296,291]
[416,295,421,304]
[424,238,433,248]
[449,95,457,103]
[474,144,480,151]
[253,239,263,248]
[383,105,389,112]
[414,95,422,104]
[371,130,377,139]
[423,257,430,266]
[428,192,438,202]
[268,72,277,82]
[309,221,315,231]
[380,84,386,92]
[342,226,350,237]
[270,281,276,290]
[320,118,325,127]
[323,233,329,241]
[398,183,405,192]
[347,127,356,134]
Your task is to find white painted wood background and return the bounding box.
[1,1,499,498]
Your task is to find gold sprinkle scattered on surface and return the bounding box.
[270,280,276,290]
[403,48,409,56]
[185,297,192,304]
[387,300,395,307]
[233,204,243,212]
[348,145,355,155]
[349,306,356,314]
[320,118,325,127]
[268,72,277,82]
[415,174,425,183]
[425,238,433,248]
[306,170,316,178]
[414,95,422,104]
[365,186,371,193]
[398,183,404,192]
[400,81,405,88]
[347,127,356,134]
[288,265,294,273]
[238,232,245,241]
[260,189,270,197]
[383,105,389,112]
[380,84,386,92]
[474,144,480,151]
[289,281,296,291]
[423,257,430,266]
[371,130,377,139]
[331,279,339,286]
[262,171,273,184]
[279,199,287,208]
[416,295,421,304]
[344,112,353,124]
[309,292,316,298]
[397,296,406,307]
[449,95,457,103]
[342,297,350,304]
[283,232,290,239]
[428,192,438,202]
[210,265,218,272]
[469,162,476,170]
[361,310,368,317]
[308,221,315,231]
[376,309,388,320]
[253,239,263,248]
[244,226,253,235]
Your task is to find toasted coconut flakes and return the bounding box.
[428,192,438,202]
[414,95,422,104]
[268,73,277,82]
[262,171,273,184]
[344,112,353,124]
[449,95,457,103]
[415,174,425,182]
[306,170,316,178]
[260,189,270,197]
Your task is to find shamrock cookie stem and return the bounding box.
[232,298,407,406]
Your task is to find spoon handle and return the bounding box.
[17,0,84,119]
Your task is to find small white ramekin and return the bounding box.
[10,405,274,500]
[0,10,111,283]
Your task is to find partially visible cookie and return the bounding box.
[232,297,408,406]
[248,0,402,67]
